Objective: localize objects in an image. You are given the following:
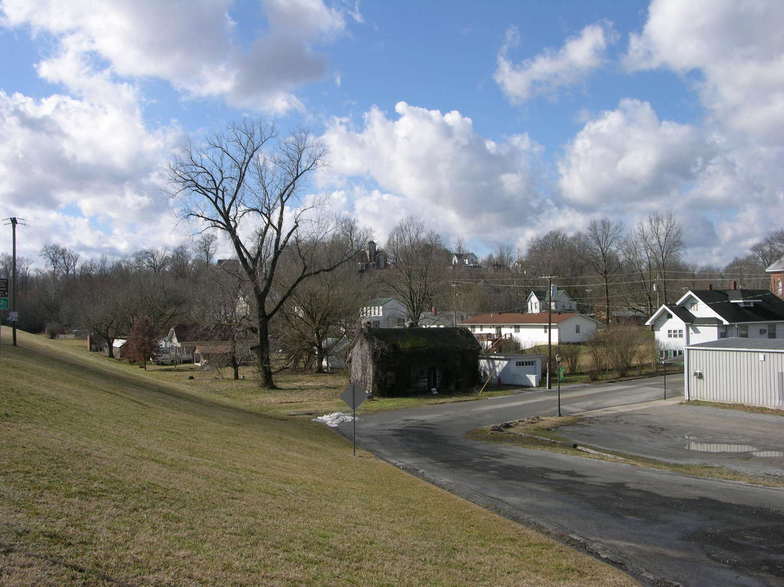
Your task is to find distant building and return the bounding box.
[461,312,598,350]
[419,309,469,328]
[359,297,407,328]
[766,255,784,298]
[358,240,388,272]
[526,288,577,313]
[451,251,479,268]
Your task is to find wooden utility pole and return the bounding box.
[9,217,17,346]
[542,275,557,390]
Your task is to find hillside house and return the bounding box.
[451,251,480,268]
[349,327,481,397]
[357,240,388,272]
[645,289,784,359]
[461,312,598,350]
[360,297,407,328]
[526,288,577,313]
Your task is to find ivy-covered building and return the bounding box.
[348,327,481,397]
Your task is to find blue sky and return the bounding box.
[0,0,782,266]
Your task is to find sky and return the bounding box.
[0,0,782,267]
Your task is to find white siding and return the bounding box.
[480,355,542,387]
[558,316,598,343]
[687,348,784,409]
[652,314,687,353]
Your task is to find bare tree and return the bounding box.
[581,219,624,324]
[638,212,683,305]
[751,229,784,268]
[40,244,79,278]
[170,120,361,388]
[193,233,218,265]
[621,233,657,315]
[383,217,450,326]
[280,224,365,372]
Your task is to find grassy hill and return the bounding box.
[0,332,633,585]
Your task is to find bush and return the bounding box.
[556,344,581,374]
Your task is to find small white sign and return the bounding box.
[8,311,18,322]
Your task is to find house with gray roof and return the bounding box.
[359,297,406,328]
[645,288,784,359]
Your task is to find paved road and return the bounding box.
[341,376,784,586]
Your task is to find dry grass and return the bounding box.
[0,332,634,585]
[54,338,519,417]
[470,417,784,489]
[684,400,784,417]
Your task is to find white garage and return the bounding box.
[480,353,544,387]
[685,338,784,409]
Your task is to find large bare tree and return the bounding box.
[170,120,360,388]
[581,219,624,324]
[383,217,450,326]
[637,212,683,305]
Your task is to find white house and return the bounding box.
[359,297,407,328]
[526,288,577,313]
[645,289,784,360]
[461,312,598,350]
[480,353,544,387]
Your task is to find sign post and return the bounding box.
[341,383,367,456]
[555,354,562,417]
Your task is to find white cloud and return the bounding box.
[320,101,544,244]
[625,0,784,143]
[495,21,616,103]
[558,99,707,207]
[1,0,349,113]
[0,62,187,260]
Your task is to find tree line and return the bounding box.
[5,119,779,389]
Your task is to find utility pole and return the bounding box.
[9,217,18,346]
[541,275,557,390]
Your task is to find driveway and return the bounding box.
[340,376,784,586]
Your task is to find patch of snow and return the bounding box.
[313,412,356,428]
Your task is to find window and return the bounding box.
[739,324,748,338]
[515,360,535,367]
[769,324,777,339]
[667,329,673,338]
[719,325,728,338]
[678,329,684,338]
[575,324,581,334]
[514,325,520,332]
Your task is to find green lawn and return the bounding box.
[0,332,633,585]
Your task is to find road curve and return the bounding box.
[340,377,784,586]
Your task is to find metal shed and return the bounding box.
[685,338,784,408]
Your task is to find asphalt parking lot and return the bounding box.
[559,402,784,479]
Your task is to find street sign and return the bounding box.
[0,278,7,310]
[341,383,367,409]
[7,312,17,323]
[341,383,366,457]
